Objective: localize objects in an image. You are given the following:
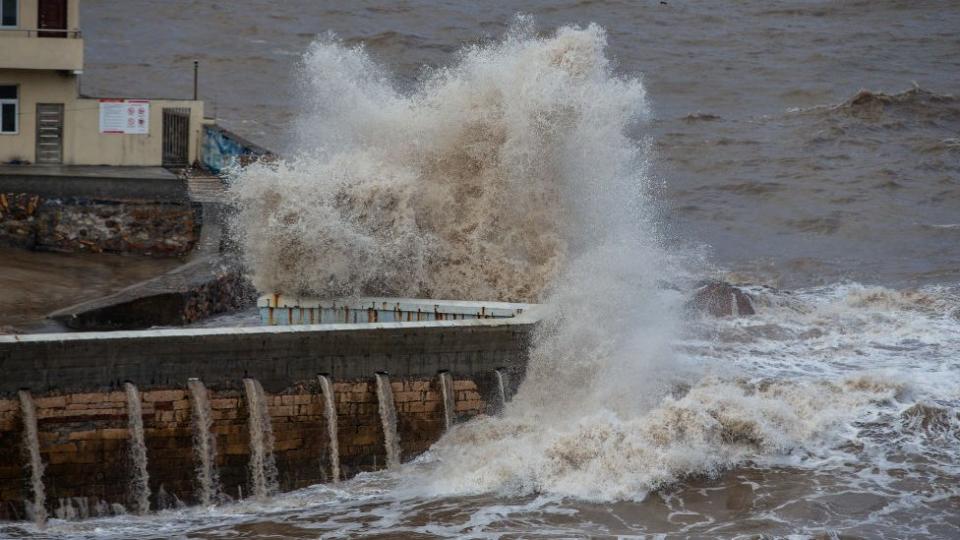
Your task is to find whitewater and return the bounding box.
[10,18,959,540]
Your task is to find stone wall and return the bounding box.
[0,193,201,256]
[0,375,493,521]
[0,319,531,395]
[0,318,532,521]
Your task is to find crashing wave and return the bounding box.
[228,19,649,302]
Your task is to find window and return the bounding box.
[0,0,17,28]
[0,86,17,134]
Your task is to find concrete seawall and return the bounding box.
[0,318,533,520]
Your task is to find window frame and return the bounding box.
[0,85,19,135]
[0,0,18,29]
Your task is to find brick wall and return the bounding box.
[0,376,493,521]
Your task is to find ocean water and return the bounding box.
[80,0,960,288]
[3,1,958,538]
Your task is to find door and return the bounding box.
[36,104,64,164]
[38,0,67,38]
[162,108,191,168]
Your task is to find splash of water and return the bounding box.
[374,373,401,468]
[228,18,695,500]
[18,390,46,527]
[187,379,221,505]
[53,497,91,521]
[228,18,653,302]
[438,372,455,431]
[317,375,341,482]
[243,378,279,498]
[124,382,151,515]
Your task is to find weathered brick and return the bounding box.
[393,391,421,403]
[100,428,129,440]
[69,393,108,404]
[453,380,476,391]
[224,443,247,455]
[34,396,67,409]
[173,399,191,410]
[143,390,185,402]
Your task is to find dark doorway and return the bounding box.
[38,0,67,38]
[162,108,191,169]
[35,103,64,164]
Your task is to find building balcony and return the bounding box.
[0,29,84,71]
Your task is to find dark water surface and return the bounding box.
[80,0,960,288]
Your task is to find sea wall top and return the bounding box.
[257,295,535,325]
[0,316,538,396]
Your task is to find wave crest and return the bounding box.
[228,21,647,301]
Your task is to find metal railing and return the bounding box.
[0,28,82,38]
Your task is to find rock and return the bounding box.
[689,281,755,317]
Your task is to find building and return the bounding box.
[0,0,203,167]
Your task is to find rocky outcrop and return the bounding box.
[689,281,756,317]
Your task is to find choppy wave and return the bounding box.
[790,85,959,122]
[416,374,907,501]
[228,19,650,302]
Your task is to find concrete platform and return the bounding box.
[0,164,187,201]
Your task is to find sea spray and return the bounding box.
[53,497,90,520]
[124,382,151,514]
[243,378,279,498]
[18,391,46,527]
[231,19,694,499]
[187,379,221,505]
[374,373,401,468]
[227,19,645,301]
[438,372,455,431]
[318,375,341,482]
[226,18,902,504]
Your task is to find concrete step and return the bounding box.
[187,175,228,203]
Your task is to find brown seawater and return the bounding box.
[0,247,182,332]
[1,1,957,539]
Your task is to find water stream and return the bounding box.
[187,379,221,506]
[374,373,401,469]
[123,383,150,515]
[438,372,455,431]
[17,391,46,527]
[493,369,508,412]
[242,379,279,499]
[317,375,340,483]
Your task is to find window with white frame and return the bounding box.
[0,0,17,28]
[0,86,18,134]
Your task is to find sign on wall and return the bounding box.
[99,99,150,134]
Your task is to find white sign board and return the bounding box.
[99,99,150,134]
